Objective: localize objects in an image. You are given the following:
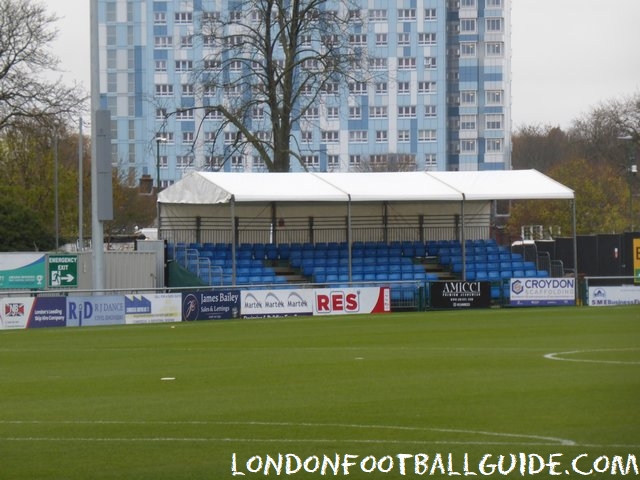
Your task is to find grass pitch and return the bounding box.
[0,306,638,479]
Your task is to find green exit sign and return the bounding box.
[48,254,78,288]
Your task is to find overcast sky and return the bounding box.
[48,0,640,129]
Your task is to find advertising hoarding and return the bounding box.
[509,278,576,306]
[430,281,491,309]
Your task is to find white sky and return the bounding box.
[47,0,640,129]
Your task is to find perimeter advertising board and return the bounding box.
[509,278,576,306]
[125,294,182,324]
[0,297,66,330]
[182,290,241,321]
[0,253,46,290]
[241,288,313,318]
[588,286,640,306]
[313,287,391,315]
[66,296,126,327]
[430,281,491,309]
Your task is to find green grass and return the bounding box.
[1,306,639,479]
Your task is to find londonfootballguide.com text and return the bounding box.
[231,452,638,476]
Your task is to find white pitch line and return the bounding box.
[0,419,576,446]
[544,347,640,365]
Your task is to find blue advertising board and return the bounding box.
[182,290,241,321]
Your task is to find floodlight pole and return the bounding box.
[90,0,105,291]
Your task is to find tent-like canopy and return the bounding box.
[158,169,574,205]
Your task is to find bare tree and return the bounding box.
[161,0,366,172]
[0,0,86,131]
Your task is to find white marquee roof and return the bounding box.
[158,170,574,205]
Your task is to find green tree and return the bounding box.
[507,158,629,237]
[0,188,56,251]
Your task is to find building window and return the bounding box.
[321,131,339,143]
[375,82,388,94]
[369,106,388,118]
[460,42,476,57]
[205,156,224,170]
[183,132,195,143]
[424,105,437,117]
[486,90,503,105]
[154,36,173,48]
[175,60,193,71]
[486,0,503,6]
[328,155,340,171]
[230,155,245,171]
[461,0,476,7]
[460,91,477,106]
[369,9,387,21]
[224,131,244,144]
[486,139,503,153]
[349,107,361,119]
[301,131,312,143]
[419,130,437,142]
[375,131,388,143]
[349,131,368,143]
[155,84,174,96]
[349,81,367,94]
[177,155,193,168]
[182,84,194,96]
[425,154,437,171]
[303,107,319,119]
[460,115,477,130]
[398,130,410,142]
[486,18,504,32]
[176,109,194,120]
[398,57,416,69]
[349,34,367,46]
[398,106,416,118]
[154,12,166,24]
[375,33,388,46]
[424,57,437,68]
[486,42,504,56]
[327,107,339,119]
[424,9,436,20]
[397,82,410,94]
[418,81,436,94]
[460,19,476,33]
[369,57,388,69]
[349,155,362,168]
[485,114,503,130]
[398,33,410,46]
[175,12,193,24]
[398,9,416,21]
[418,32,436,45]
[460,139,477,154]
[302,155,320,170]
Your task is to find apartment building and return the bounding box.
[98,0,511,186]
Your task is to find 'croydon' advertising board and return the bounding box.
[509,278,575,306]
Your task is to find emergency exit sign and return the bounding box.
[48,254,78,288]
